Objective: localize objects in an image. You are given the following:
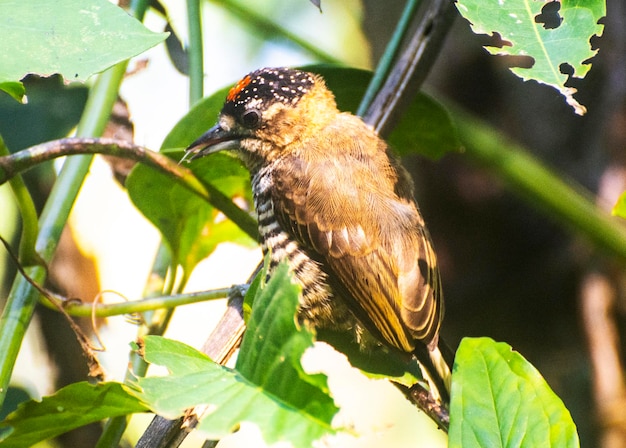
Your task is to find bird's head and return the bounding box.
[183,67,338,166]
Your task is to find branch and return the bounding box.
[0,138,258,240]
[395,382,449,431]
[135,272,253,448]
[0,135,40,267]
[363,0,457,137]
[452,107,626,264]
[0,235,105,381]
[0,137,190,186]
[40,288,232,318]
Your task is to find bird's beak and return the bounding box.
[180,124,242,163]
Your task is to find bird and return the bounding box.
[183,67,452,401]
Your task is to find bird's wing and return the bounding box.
[272,149,443,352]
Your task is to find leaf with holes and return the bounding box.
[455,0,605,115]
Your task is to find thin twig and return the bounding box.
[0,235,105,380]
[395,382,450,431]
[43,288,232,318]
[0,138,175,184]
[0,138,258,240]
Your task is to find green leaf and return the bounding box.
[0,75,88,151]
[305,65,372,114]
[131,265,339,448]
[317,329,423,387]
[612,191,626,219]
[162,85,232,150]
[455,0,605,115]
[390,92,461,159]
[449,337,580,448]
[0,382,147,448]
[126,82,257,278]
[235,262,338,421]
[137,335,214,376]
[0,82,26,103]
[306,65,460,159]
[242,253,268,323]
[126,149,255,278]
[0,0,167,93]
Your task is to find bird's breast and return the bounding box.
[252,166,353,329]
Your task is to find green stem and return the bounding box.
[356,0,421,117]
[0,136,39,267]
[0,151,98,406]
[138,242,171,326]
[453,107,626,262]
[187,0,204,105]
[97,242,173,448]
[96,419,130,448]
[130,0,150,21]
[40,287,230,318]
[75,66,126,138]
[0,0,149,413]
[98,5,208,430]
[94,1,156,444]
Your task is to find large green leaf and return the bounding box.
[126,81,255,278]
[390,91,460,159]
[317,329,423,386]
[126,150,255,278]
[0,0,167,102]
[455,0,605,115]
[0,382,147,448]
[131,263,339,447]
[0,76,88,151]
[235,262,338,421]
[307,65,460,159]
[306,66,372,114]
[449,337,580,448]
[162,85,232,150]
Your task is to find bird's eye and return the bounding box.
[241,109,261,128]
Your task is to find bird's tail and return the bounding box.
[413,337,454,403]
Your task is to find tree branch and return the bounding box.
[135,271,253,448]
[363,0,457,137]
[0,138,258,240]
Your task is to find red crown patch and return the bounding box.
[227,75,252,102]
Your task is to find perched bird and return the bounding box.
[184,67,451,399]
